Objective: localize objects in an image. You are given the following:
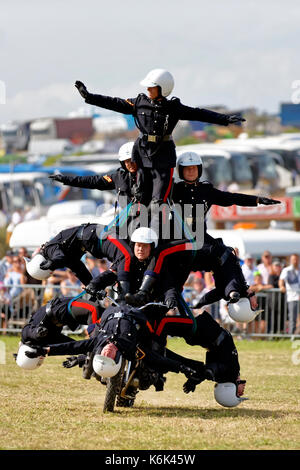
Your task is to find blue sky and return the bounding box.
[1,0,300,123]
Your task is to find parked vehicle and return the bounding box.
[0,166,106,223]
[29,117,94,144]
[0,121,31,152]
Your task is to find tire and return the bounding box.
[115,361,138,408]
[116,395,136,408]
[103,358,126,413]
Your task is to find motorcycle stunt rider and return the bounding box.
[74,69,245,212]
[152,307,246,395]
[20,295,103,344]
[49,141,150,210]
[125,150,280,307]
[24,302,206,387]
[84,227,182,309]
[25,223,134,292]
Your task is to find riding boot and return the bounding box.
[125,275,157,306]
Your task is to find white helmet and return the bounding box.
[176,151,203,180]
[131,227,158,248]
[24,254,53,281]
[118,141,135,162]
[93,353,122,378]
[140,69,174,97]
[228,297,264,323]
[16,343,45,370]
[214,382,249,408]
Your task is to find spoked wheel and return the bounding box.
[103,358,126,412]
[116,361,139,409]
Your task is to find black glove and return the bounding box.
[257,197,281,205]
[85,284,106,300]
[75,80,89,99]
[48,173,64,183]
[132,184,143,202]
[85,283,98,297]
[62,355,86,368]
[179,364,197,378]
[165,297,178,309]
[227,115,246,124]
[40,259,55,271]
[181,364,207,393]
[35,326,49,339]
[25,346,48,358]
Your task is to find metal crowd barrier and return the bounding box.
[218,289,300,339]
[0,285,299,339]
[0,284,85,334]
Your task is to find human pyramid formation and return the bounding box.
[16,69,281,408]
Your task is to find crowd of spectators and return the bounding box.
[0,247,110,332]
[183,248,300,337]
[0,245,299,337]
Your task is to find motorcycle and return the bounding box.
[82,290,168,412]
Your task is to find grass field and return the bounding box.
[0,335,300,450]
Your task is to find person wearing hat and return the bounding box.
[49,142,149,210]
[74,70,245,209]
[24,302,206,391]
[242,253,257,286]
[172,151,281,245]
[25,223,134,297]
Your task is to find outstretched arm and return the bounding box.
[75,80,136,115]
[175,99,245,126]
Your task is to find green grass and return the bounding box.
[0,336,300,450]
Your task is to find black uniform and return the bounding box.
[45,304,203,376]
[144,238,249,304]
[153,310,241,384]
[21,296,103,345]
[40,223,134,285]
[84,92,232,203]
[171,180,259,239]
[51,167,151,208]
[124,181,274,305]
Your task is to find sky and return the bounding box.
[1,0,300,124]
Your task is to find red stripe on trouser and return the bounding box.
[72,300,98,324]
[163,168,174,202]
[146,321,154,333]
[153,242,194,274]
[107,236,131,272]
[155,317,194,337]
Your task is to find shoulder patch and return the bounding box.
[103,175,113,183]
[126,99,135,106]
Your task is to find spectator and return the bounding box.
[41,270,68,305]
[18,247,30,259]
[4,256,26,301]
[268,259,284,288]
[97,259,109,273]
[60,269,82,297]
[233,247,244,266]
[257,250,273,285]
[0,250,14,282]
[279,254,300,335]
[242,253,257,286]
[191,278,210,313]
[249,272,272,333]
[0,281,11,333]
[267,260,285,334]
[85,255,100,278]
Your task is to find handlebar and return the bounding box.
[139,302,168,310]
